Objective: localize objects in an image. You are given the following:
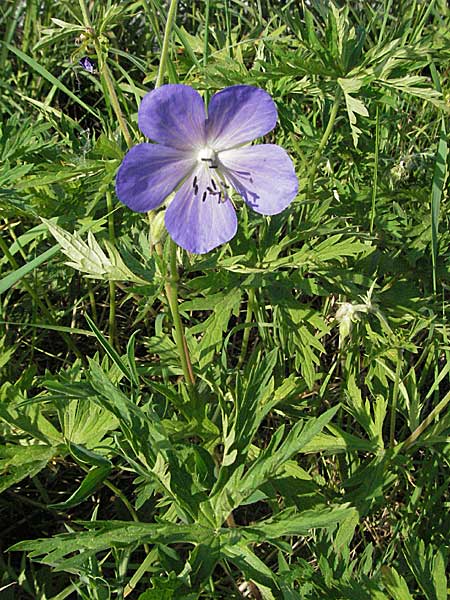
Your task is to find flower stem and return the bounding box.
[78,0,133,149]
[307,88,342,194]
[152,0,197,403]
[106,190,118,349]
[155,0,178,88]
[203,0,211,67]
[164,240,196,394]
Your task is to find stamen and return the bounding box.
[193,175,198,187]
[202,191,207,202]
[211,180,217,191]
[197,147,218,169]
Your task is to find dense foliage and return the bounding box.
[1,0,449,598]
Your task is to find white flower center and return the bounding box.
[197,146,218,167]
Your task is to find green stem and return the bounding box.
[403,388,450,450]
[308,89,342,194]
[389,349,402,448]
[106,191,117,349]
[224,0,232,58]
[123,548,159,597]
[155,0,178,88]
[78,0,133,149]
[237,288,255,370]
[98,53,133,148]
[203,0,210,67]
[370,103,380,234]
[164,240,196,394]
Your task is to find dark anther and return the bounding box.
[207,186,213,193]
[193,175,198,187]
[202,191,207,202]
[194,185,199,195]
[211,179,217,191]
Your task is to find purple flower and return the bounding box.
[116,84,298,254]
[79,56,95,73]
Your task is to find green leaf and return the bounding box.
[10,520,213,564]
[85,314,139,386]
[212,405,340,519]
[432,548,448,600]
[0,245,60,295]
[381,566,414,600]
[43,219,146,284]
[337,77,369,147]
[188,288,241,368]
[49,464,112,509]
[430,116,448,291]
[243,505,357,540]
[0,444,56,493]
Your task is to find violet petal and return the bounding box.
[206,85,277,151]
[79,57,95,73]
[116,143,195,213]
[219,144,298,215]
[165,169,237,254]
[138,84,206,150]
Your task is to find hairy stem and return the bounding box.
[106,191,117,349]
[163,240,196,396]
[155,0,178,88]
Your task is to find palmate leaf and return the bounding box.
[242,505,357,541]
[337,77,369,147]
[43,219,146,283]
[11,504,355,585]
[0,382,62,445]
[381,566,414,600]
[9,521,214,568]
[187,288,242,368]
[211,405,340,521]
[403,538,448,600]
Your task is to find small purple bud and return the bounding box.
[79,57,95,73]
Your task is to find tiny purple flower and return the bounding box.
[116,84,298,254]
[79,56,95,73]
